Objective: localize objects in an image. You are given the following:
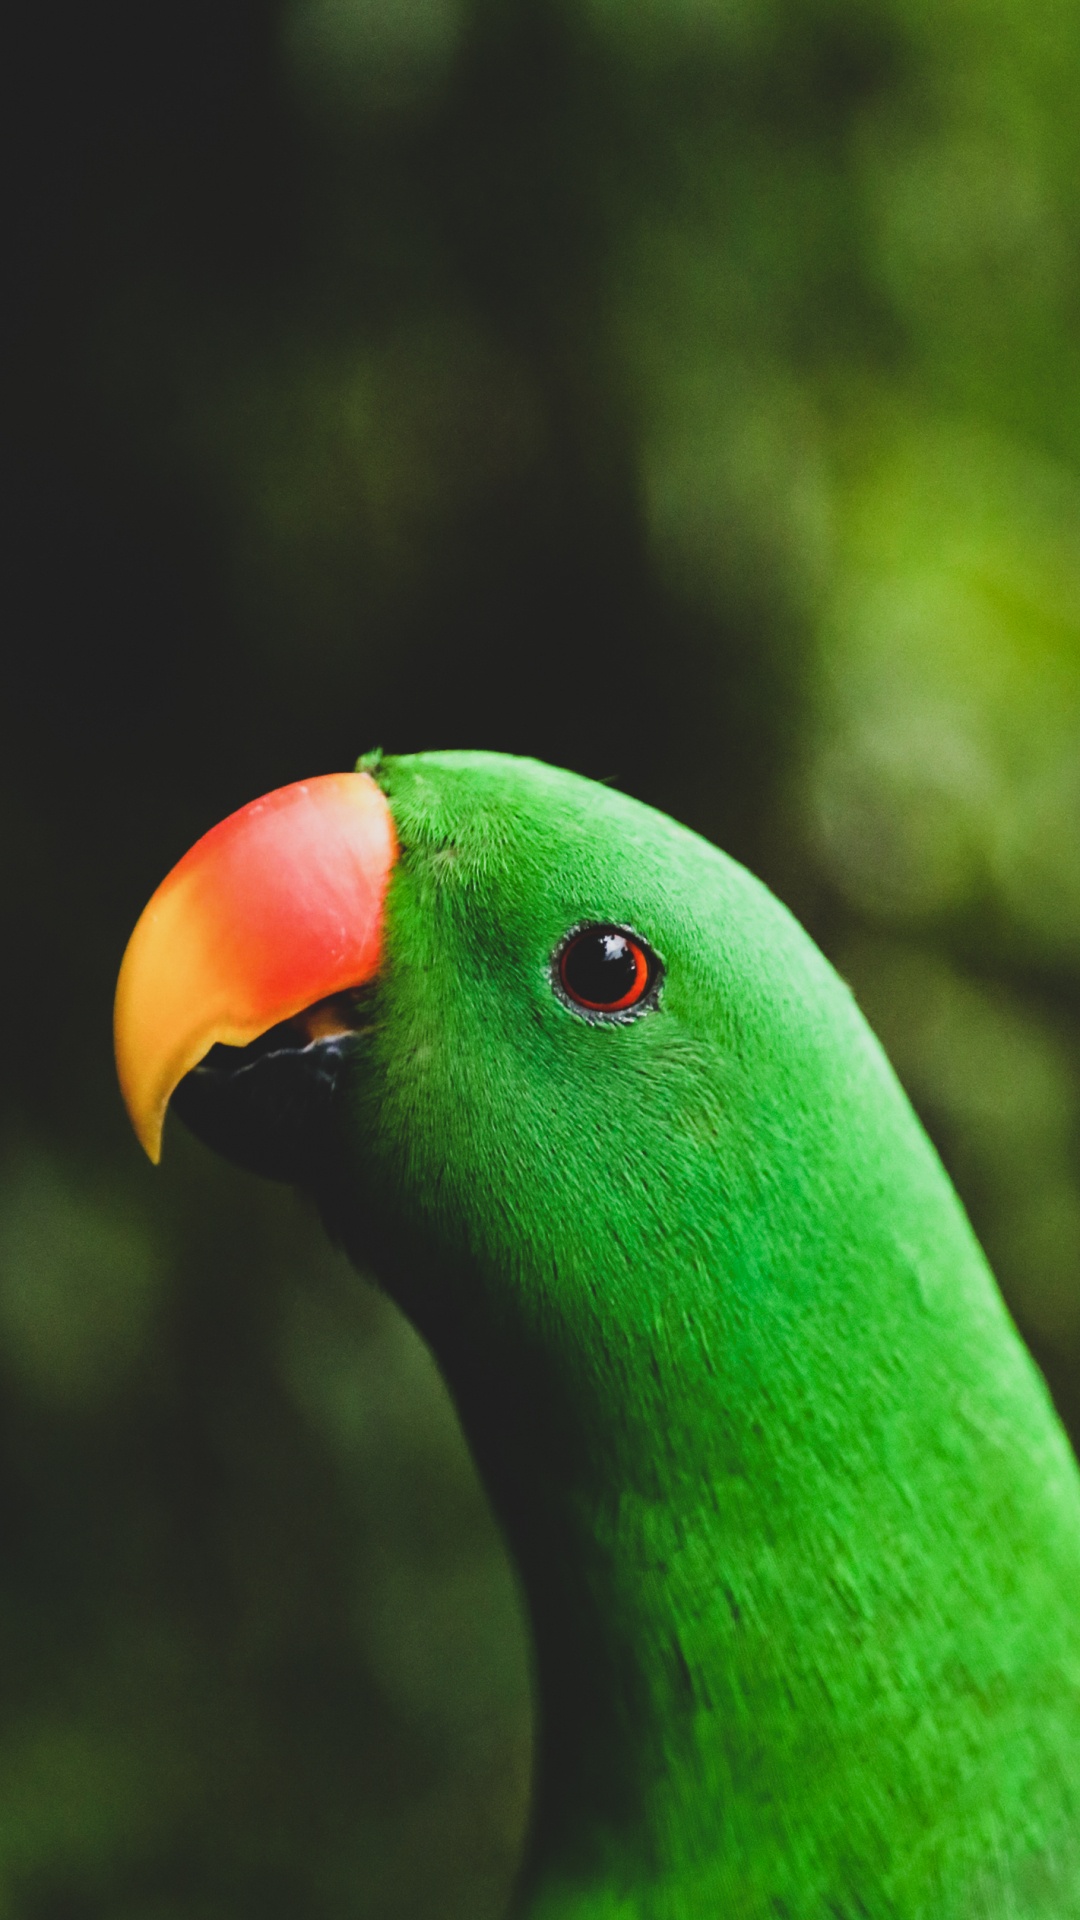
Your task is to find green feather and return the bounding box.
[319,749,1080,1918]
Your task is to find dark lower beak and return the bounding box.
[170,1025,358,1184]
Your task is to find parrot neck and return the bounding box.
[368,1219,1080,1920]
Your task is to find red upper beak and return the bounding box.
[114,771,398,1161]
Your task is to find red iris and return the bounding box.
[558,927,653,1013]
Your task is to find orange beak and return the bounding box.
[114,771,398,1163]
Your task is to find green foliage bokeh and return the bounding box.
[8,0,1080,1909]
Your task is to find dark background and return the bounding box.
[8,0,1080,1912]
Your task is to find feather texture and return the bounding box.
[289,752,1080,1914]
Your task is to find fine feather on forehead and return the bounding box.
[371,751,648,876]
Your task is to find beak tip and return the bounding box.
[117,1072,164,1165]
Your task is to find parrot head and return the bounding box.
[115,748,887,1450]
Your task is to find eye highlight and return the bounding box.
[553,924,662,1022]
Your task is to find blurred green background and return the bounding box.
[8,0,1080,1910]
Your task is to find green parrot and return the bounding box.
[114,750,1080,1919]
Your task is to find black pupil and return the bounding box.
[563,930,638,1006]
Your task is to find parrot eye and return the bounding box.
[553,924,662,1022]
